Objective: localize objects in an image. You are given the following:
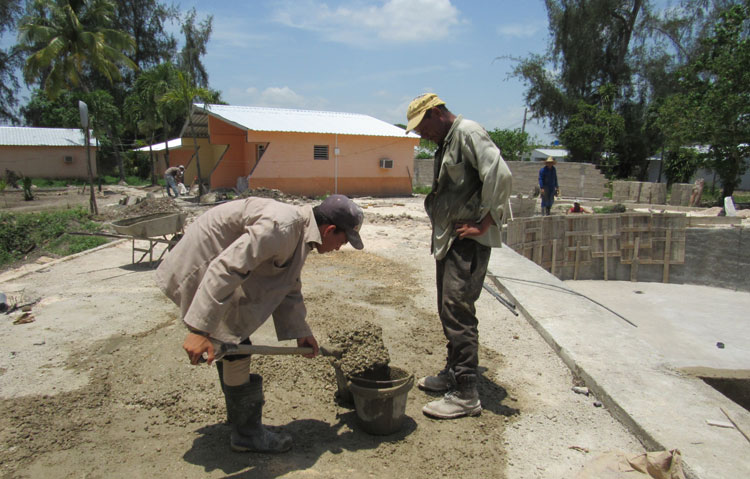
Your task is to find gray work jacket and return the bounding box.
[425,115,513,260]
[155,197,320,344]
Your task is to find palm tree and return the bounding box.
[160,71,215,196]
[19,0,137,99]
[137,62,181,170]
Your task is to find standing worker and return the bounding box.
[156,194,364,453]
[538,157,559,215]
[164,164,184,198]
[405,94,512,419]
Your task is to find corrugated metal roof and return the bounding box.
[535,148,569,158]
[187,103,419,139]
[0,126,95,147]
[135,138,183,152]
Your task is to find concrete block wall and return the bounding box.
[612,181,667,204]
[412,158,434,187]
[669,183,694,206]
[413,158,608,199]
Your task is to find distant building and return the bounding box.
[524,148,569,162]
[0,126,97,180]
[137,104,420,196]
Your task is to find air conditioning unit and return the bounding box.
[63,156,73,164]
[379,158,393,169]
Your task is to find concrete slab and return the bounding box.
[488,247,750,479]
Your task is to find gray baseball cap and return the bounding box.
[318,194,364,249]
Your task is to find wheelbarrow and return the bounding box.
[110,212,187,266]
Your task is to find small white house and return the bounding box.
[525,148,569,162]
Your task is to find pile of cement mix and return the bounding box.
[328,320,390,379]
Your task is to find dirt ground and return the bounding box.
[0,187,644,478]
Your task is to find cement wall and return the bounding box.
[413,158,608,198]
[511,224,750,292]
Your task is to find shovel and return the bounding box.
[201,342,343,362]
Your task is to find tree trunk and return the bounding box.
[107,126,126,182]
[162,118,171,170]
[149,132,156,186]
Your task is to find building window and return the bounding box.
[314,145,329,160]
[63,156,73,164]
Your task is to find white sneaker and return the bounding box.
[422,391,482,419]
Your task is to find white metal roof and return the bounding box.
[0,126,95,147]
[191,103,419,138]
[135,138,183,152]
[534,148,569,158]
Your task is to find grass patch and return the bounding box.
[413,185,432,195]
[29,176,153,188]
[0,208,106,267]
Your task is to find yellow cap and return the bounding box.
[405,93,446,133]
[545,156,556,164]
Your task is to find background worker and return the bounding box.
[164,164,184,198]
[156,194,364,453]
[567,201,590,214]
[539,157,559,215]
[405,93,512,419]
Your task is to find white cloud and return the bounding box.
[233,85,329,109]
[258,86,306,107]
[496,21,545,39]
[271,0,462,47]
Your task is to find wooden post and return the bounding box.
[574,240,581,280]
[631,236,640,282]
[551,239,557,276]
[603,234,609,281]
[663,229,672,283]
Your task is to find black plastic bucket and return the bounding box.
[347,366,414,435]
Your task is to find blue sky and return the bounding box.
[174,0,555,142]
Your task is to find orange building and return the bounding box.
[142,104,420,197]
[0,127,97,180]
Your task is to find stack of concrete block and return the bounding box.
[505,161,608,198]
[612,181,667,204]
[412,159,609,199]
[668,183,694,206]
[509,195,536,218]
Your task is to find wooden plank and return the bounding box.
[663,229,672,283]
[604,234,608,281]
[551,239,557,276]
[631,236,640,282]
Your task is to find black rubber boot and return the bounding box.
[223,374,292,453]
[216,361,230,423]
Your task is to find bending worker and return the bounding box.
[405,93,512,419]
[156,194,364,453]
[164,164,184,198]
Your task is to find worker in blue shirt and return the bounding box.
[538,157,559,215]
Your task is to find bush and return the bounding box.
[0,208,106,268]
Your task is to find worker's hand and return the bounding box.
[297,335,319,358]
[555,188,560,197]
[183,333,214,365]
[540,187,545,195]
[454,214,495,239]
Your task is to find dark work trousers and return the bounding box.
[436,237,491,381]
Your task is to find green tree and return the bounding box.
[125,62,182,184]
[178,8,212,88]
[658,0,750,197]
[18,0,137,99]
[113,0,178,72]
[509,1,736,179]
[160,71,217,195]
[487,128,533,162]
[0,0,24,124]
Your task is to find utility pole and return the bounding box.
[521,107,528,134]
